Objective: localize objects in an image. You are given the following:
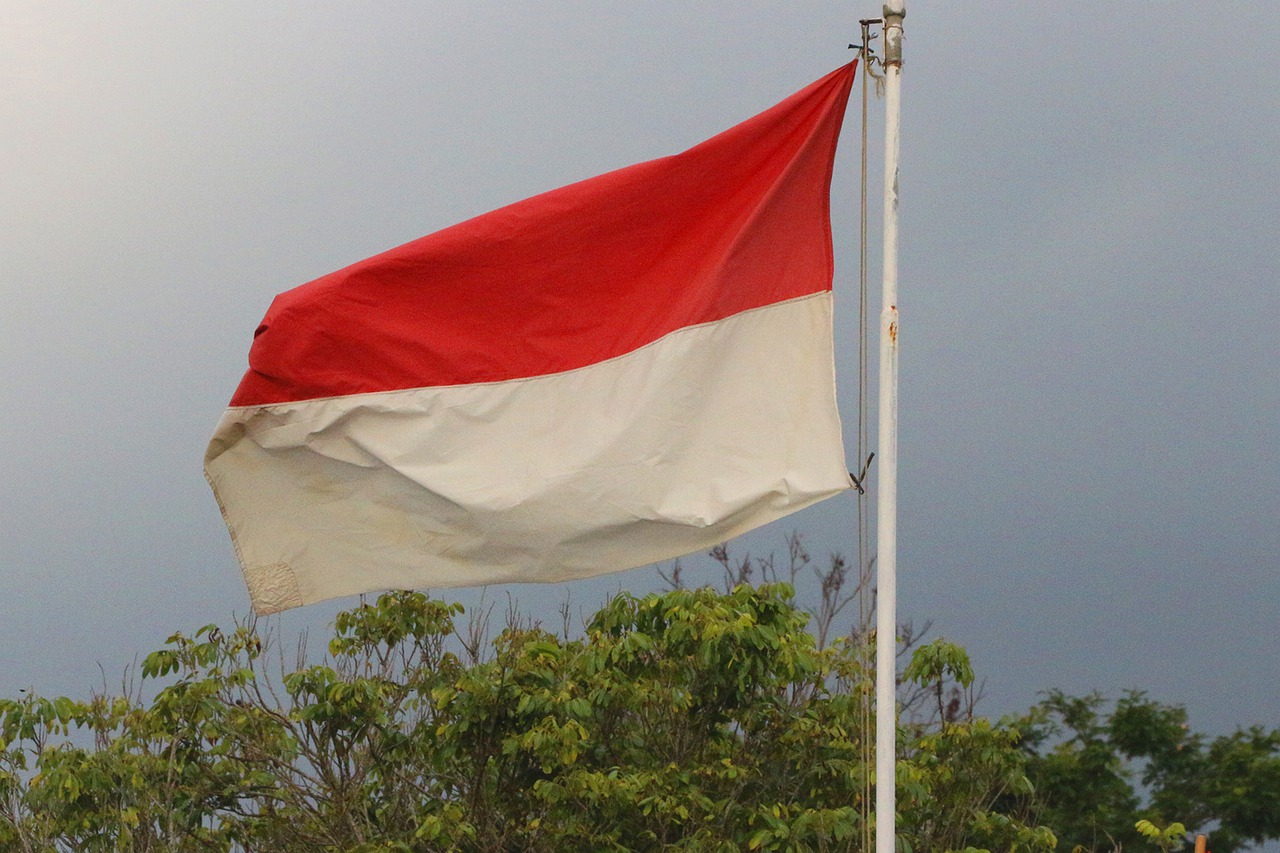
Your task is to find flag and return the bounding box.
[206,63,856,615]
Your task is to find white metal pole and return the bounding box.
[875,3,903,853]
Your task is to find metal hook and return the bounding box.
[849,452,876,495]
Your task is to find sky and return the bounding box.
[3,0,1278,805]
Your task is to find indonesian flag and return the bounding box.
[206,63,856,615]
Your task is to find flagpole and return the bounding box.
[875,3,903,853]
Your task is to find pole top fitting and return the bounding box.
[882,1,903,67]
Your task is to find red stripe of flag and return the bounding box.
[231,63,855,406]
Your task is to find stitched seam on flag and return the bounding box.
[222,291,833,412]
[204,466,305,613]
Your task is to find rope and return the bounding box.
[857,22,876,852]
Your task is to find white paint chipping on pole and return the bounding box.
[876,3,903,853]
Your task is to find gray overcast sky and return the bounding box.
[2,0,1278,771]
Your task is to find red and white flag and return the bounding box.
[206,63,856,614]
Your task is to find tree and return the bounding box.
[1020,690,1280,853]
[0,584,1053,852]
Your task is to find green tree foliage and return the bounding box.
[0,585,1052,852]
[1020,690,1280,852]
